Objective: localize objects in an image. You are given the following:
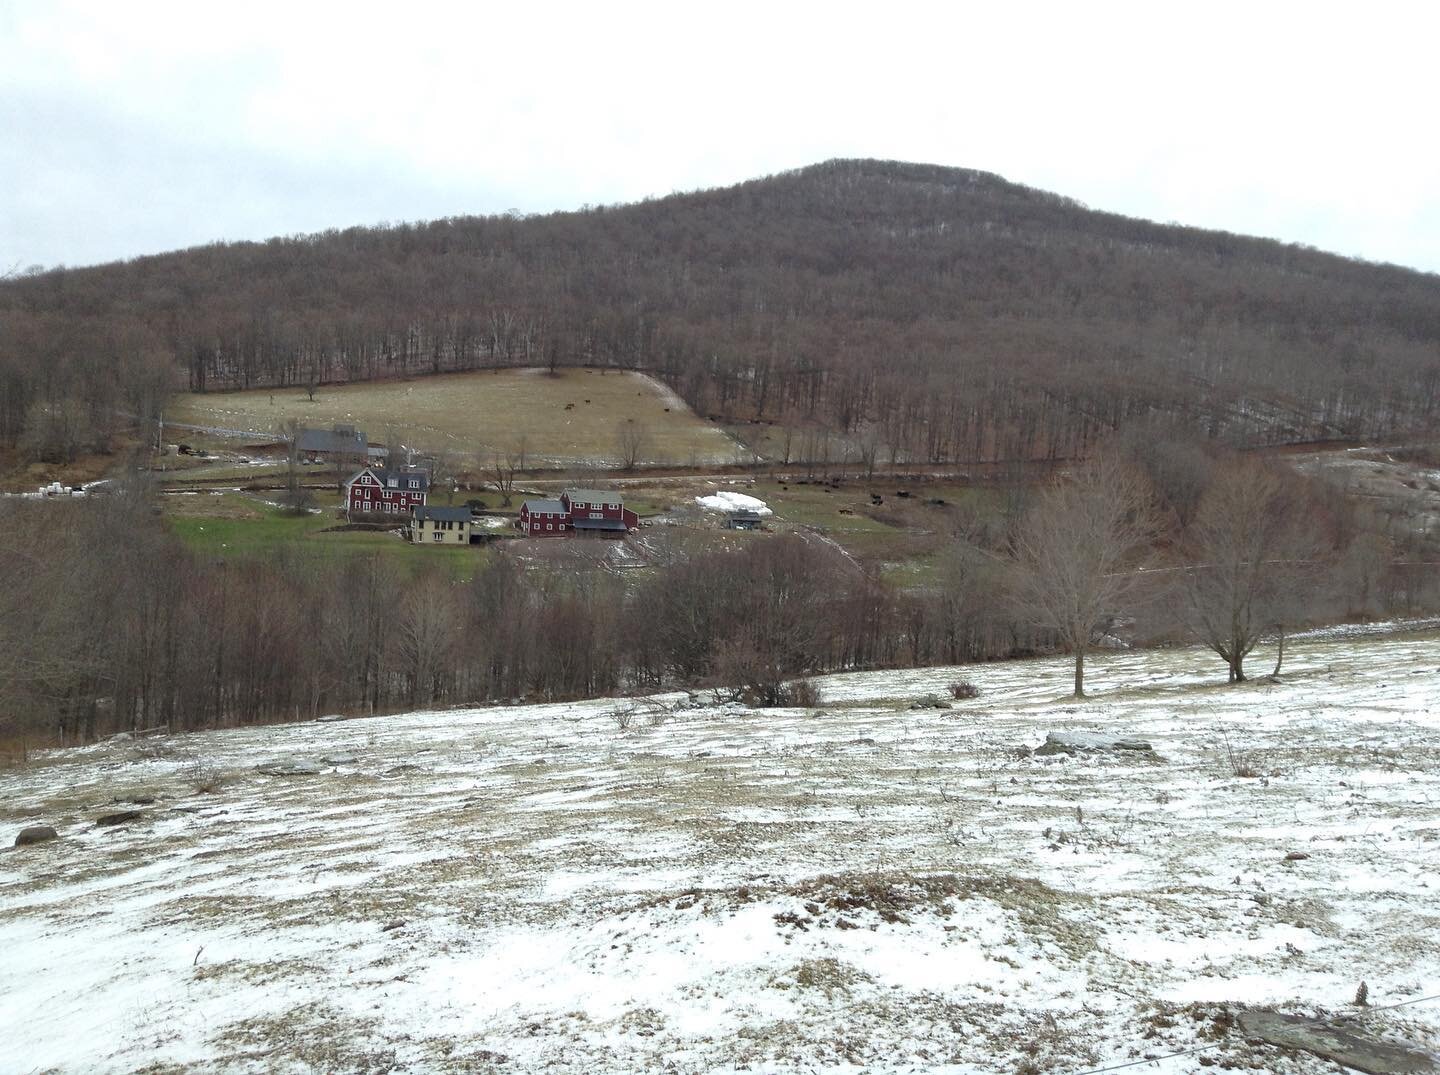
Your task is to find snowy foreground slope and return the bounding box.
[2,633,1439,1074]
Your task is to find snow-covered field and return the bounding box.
[3,632,1439,1073]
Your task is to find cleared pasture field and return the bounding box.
[162,492,489,579]
[168,368,742,467]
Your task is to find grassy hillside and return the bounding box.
[168,368,741,466]
[6,631,1438,1070]
[163,492,488,578]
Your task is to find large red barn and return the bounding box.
[518,489,639,537]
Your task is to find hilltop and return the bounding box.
[2,159,1438,467]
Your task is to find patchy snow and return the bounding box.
[695,490,773,515]
[2,632,1440,1072]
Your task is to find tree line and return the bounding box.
[3,159,1438,471]
[3,440,1434,755]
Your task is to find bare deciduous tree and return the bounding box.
[616,421,649,471]
[1182,459,1316,682]
[488,436,527,506]
[1009,454,1159,697]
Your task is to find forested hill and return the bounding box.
[3,158,1439,463]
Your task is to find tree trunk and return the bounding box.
[1073,647,1086,697]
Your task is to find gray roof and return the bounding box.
[349,466,430,492]
[522,498,566,513]
[413,506,471,522]
[564,489,623,506]
[297,426,366,454]
[571,517,628,531]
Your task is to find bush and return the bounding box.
[949,680,980,700]
[781,679,822,707]
[182,757,229,794]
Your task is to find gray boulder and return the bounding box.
[255,758,324,776]
[15,825,58,846]
[909,695,952,710]
[1034,731,1155,756]
[95,810,144,827]
[1237,1009,1437,1073]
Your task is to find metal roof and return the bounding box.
[346,466,430,491]
[563,489,623,506]
[297,426,366,454]
[522,498,566,513]
[570,517,628,531]
[413,506,472,522]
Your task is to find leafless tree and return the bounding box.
[617,421,649,471]
[277,418,313,514]
[488,438,527,506]
[1182,459,1317,682]
[396,573,456,707]
[1009,453,1159,697]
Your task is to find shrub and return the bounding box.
[949,680,980,700]
[183,757,229,794]
[782,679,822,707]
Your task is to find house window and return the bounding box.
[433,532,442,542]
[590,512,602,519]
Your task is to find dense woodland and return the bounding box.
[3,159,1439,466]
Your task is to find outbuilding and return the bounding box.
[410,505,472,545]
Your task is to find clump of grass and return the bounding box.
[182,756,230,794]
[949,679,980,700]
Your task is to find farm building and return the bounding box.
[296,424,386,464]
[409,505,472,545]
[517,489,640,537]
[344,466,429,519]
[725,508,765,530]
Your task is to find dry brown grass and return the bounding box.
[169,368,739,467]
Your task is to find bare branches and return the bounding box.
[616,421,649,471]
[1008,453,1159,697]
[1181,458,1318,682]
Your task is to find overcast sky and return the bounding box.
[4,0,1439,275]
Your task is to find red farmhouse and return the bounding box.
[344,466,429,518]
[518,489,639,537]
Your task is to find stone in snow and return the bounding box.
[255,758,324,776]
[14,825,58,846]
[1034,731,1154,756]
[95,810,145,827]
[1236,1009,1437,1074]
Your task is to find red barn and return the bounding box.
[517,489,639,537]
[344,466,429,519]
